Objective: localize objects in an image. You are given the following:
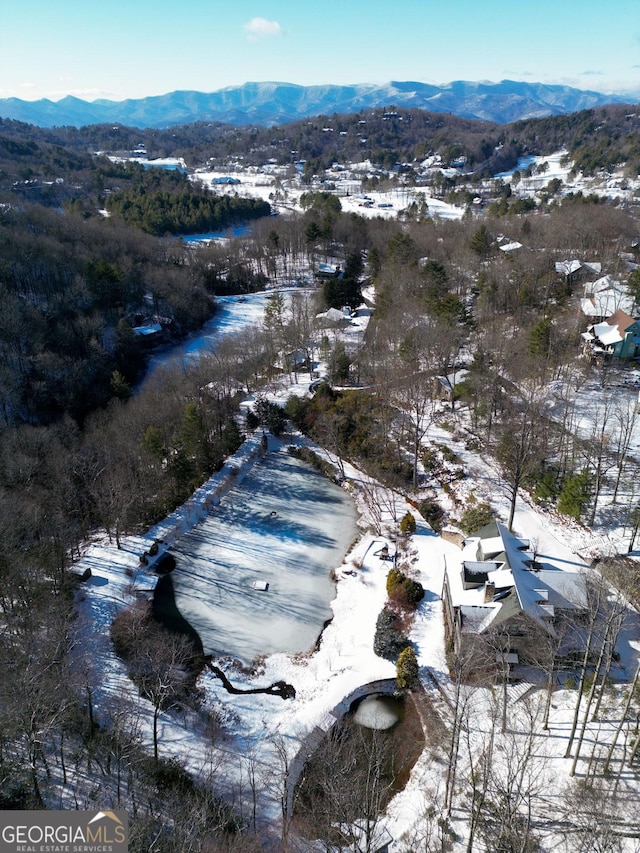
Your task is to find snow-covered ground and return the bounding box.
[73,417,640,847]
[189,166,466,221]
[64,273,640,848]
[112,144,640,232]
[496,148,640,202]
[191,149,640,221]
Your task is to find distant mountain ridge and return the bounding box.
[0,80,633,129]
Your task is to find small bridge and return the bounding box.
[285,679,397,816]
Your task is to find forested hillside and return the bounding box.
[2,100,639,194]
[0,204,214,424]
[105,171,270,236]
[1,104,640,850]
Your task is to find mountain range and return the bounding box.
[0,80,634,129]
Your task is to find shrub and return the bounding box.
[396,646,419,690]
[142,755,195,795]
[221,418,243,454]
[388,573,425,609]
[437,442,461,464]
[531,464,561,504]
[387,566,424,605]
[465,436,482,453]
[371,455,413,487]
[255,397,287,436]
[284,394,309,429]
[422,448,439,473]
[558,469,592,521]
[373,608,410,662]
[245,409,260,430]
[418,498,445,532]
[399,512,416,535]
[459,502,494,534]
[287,445,336,479]
[110,601,150,662]
[402,576,425,606]
[386,567,405,596]
[0,772,37,809]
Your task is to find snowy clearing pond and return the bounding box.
[167,444,359,661]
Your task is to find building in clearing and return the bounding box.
[580,274,633,322]
[442,520,589,674]
[582,309,640,361]
[555,259,601,287]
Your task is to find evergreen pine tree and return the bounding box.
[396,646,419,690]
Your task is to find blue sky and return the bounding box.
[2,0,639,102]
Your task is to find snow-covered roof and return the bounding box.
[555,259,583,275]
[580,297,598,317]
[592,309,637,346]
[496,522,588,632]
[446,520,589,638]
[555,259,601,277]
[588,274,616,294]
[534,570,589,611]
[581,276,634,318]
[478,535,504,558]
[437,369,469,391]
[459,605,498,633]
[316,307,348,323]
[133,323,162,336]
[317,262,343,276]
[592,321,624,346]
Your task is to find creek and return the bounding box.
[142,291,274,387]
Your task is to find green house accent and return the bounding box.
[590,309,640,359]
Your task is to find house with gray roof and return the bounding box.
[442,520,589,673]
[555,259,601,287]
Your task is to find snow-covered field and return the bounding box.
[191,165,466,221]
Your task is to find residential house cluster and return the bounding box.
[553,260,640,361]
[577,271,640,361]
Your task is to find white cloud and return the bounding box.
[504,70,535,79]
[243,17,283,42]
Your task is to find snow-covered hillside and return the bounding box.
[65,291,640,851]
